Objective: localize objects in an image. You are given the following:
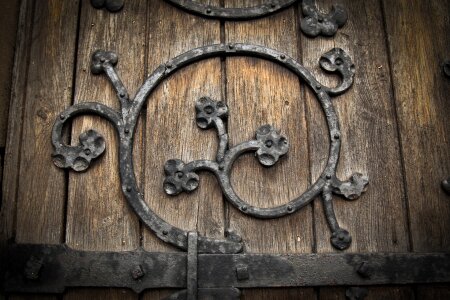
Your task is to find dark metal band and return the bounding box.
[90,0,348,37]
[4,244,450,294]
[165,0,296,20]
[51,43,366,253]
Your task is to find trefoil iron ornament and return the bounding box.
[91,0,348,37]
[51,43,368,253]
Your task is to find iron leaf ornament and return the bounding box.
[51,43,368,252]
[91,0,348,38]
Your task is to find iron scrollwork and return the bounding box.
[52,43,368,253]
[91,0,348,37]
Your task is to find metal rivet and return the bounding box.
[124,128,130,134]
[84,149,91,156]
[100,57,105,63]
[357,261,371,279]
[229,44,234,49]
[316,85,322,90]
[241,206,247,212]
[119,92,126,98]
[334,133,340,140]
[166,63,172,68]
[206,8,211,13]
[271,3,276,8]
[131,265,145,280]
[326,174,332,180]
[287,205,293,212]
[280,54,286,60]
[236,264,249,281]
[162,230,168,235]
[126,186,132,192]
[60,114,65,120]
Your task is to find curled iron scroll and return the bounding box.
[52,43,368,253]
[91,0,348,37]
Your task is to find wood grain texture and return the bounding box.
[14,0,80,244]
[382,0,450,252]
[4,1,78,299]
[0,0,20,147]
[64,0,146,299]
[319,286,414,300]
[225,0,313,255]
[303,0,409,253]
[64,288,136,300]
[417,285,450,300]
[224,1,314,299]
[66,0,145,252]
[142,0,223,253]
[1,0,34,250]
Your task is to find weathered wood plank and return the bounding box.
[142,0,223,253]
[3,1,79,299]
[64,288,136,300]
[382,0,450,253]
[319,286,414,300]
[14,0,80,244]
[66,0,145,252]
[0,0,20,150]
[0,0,20,148]
[304,0,409,253]
[64,0,146,299]
[302,0,411,298]
[417,285,450,300]
[141,1,222,298]
[225,1,314,299]
[382,0,450,297]
[0,0,34,250]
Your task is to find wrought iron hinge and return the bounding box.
[4,244,450,297]
[90,0,348,38]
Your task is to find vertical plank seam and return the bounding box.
[8,0,36,243]
[219,0,230,238]
[139,0,151,250]
[63,0,83,245]
[379,0,414,252]
[295,1,316,254]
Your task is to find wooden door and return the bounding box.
[1,0,449,299]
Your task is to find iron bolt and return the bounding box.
[124,128,130,134]
[126,186,132,192]
[357,261,371,279]
[228,44,234,49]
[236,264,249,281]
[241,206,247,212]
[100,57,106,63]
[316,85,322,90]
[162,230,168,235]
[326,174,332,180]
[119,92,126,98]
[24,256,43,280]
[60,114,65,120]
[206,8,211,13]
[287,205,293,212]
[280,54,286,60]
[84,149,91,156]
[131,265,145,280]
[334,133,340,140]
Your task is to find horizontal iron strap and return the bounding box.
[4,244,450,293]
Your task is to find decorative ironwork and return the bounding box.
[51,43,367,253]
[5,244,450,294]
[90,0,348,37]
